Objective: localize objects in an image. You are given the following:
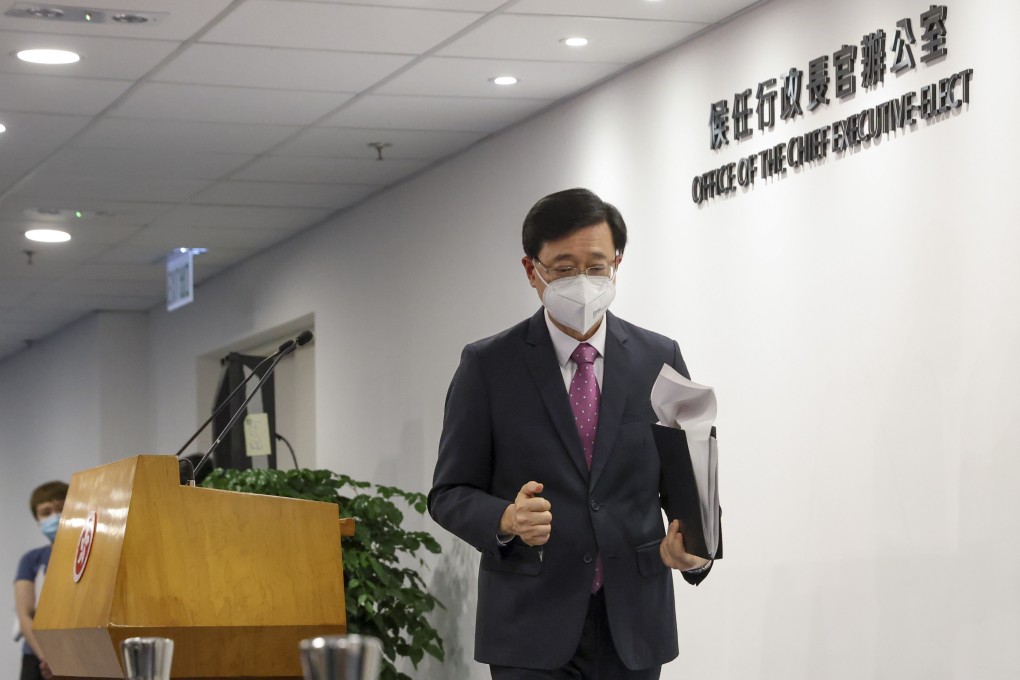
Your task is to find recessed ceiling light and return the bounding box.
[16,48,80,65]
[492,75,518,86]
[562,37,589,47]
[25,229,71,243]
[0,123,6,134]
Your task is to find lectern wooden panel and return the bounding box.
[33,456,348,678]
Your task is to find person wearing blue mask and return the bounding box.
[14,481,67,680]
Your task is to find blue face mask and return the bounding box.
[39,513,61,543]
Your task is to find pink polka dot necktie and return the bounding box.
[569,342,603,593]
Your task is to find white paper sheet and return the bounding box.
[651,364,720,557]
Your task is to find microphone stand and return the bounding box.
[190,344,297,479]
[174,351,277,458]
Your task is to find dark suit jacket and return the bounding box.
[428,309,710,671]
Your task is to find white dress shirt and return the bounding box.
[544,309,607,391]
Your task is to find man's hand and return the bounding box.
[499,481,552,546]
[660,520,709,571]
[39,659,54,680]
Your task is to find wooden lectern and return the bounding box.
[33,456,354,679]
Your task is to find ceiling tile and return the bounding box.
[0,258,78,280]
[507,0,758,24]
[0,278,39,306]
[376,57,624,98]
[190,247,261,267]
[275,127,487,160]
[0,1,236,40]
[0,337,26,356]
[193,263,228,282]
[98,244,258,267]
[0,199,174,226]
[0,305,83,325]
[0,237,107,265]
[438,14,706,62]
[0,218,140,245]
[74,118,302,155]
[65,262,165,281]
[192,181,376,209]
[111,83,354,125]
[120,226,302,251]
[320,94,552,132]
[155,44,414,93]
[324,0,505,9]
[46,277,165,297]
[0,307,85,344]
[10,175,209,203]
[150,205,332,230]
[201,1,483,53]
[39,146,253,181]
[234,156,428,185]
[0,112,93,180]
[0,72,132,115]
[0,176,20,194]
[0,32,182,80]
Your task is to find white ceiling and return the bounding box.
[0,0,762,360]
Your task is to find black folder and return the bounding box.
[652,423,723,561]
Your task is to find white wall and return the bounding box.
[0,311,147,673]
[2,0,1017,676]
[98,312,149,463]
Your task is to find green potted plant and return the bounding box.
[202,468,444,680]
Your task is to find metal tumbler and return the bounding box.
[299,634,383,680]
[120,636,174,680]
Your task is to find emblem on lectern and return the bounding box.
[73,511,97,583]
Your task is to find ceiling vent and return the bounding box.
[4,3,165,24]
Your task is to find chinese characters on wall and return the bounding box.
[693,4,972,205]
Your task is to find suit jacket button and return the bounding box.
[590,498,600,511]
[583,553,593,564]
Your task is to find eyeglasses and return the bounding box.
[533,258,616,282]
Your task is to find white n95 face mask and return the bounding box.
[535,265,616,335]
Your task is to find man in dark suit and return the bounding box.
[429,188,711,679]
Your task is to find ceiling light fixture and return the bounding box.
[25,7,65,19]
[492,75,518,86]
[25,229,71,243]
[112,12,150,23]
[16,48,80,64]
[562,37,589,47]
[23,207,100,221]
[0,123,6,134]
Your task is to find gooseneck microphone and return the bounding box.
[279,329,313,354]
[174,330,313,458]
[190,330,313,479]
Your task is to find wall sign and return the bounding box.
[692,4,972,205]
[166,249,194,311]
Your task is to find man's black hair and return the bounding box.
[522,188,627,260]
